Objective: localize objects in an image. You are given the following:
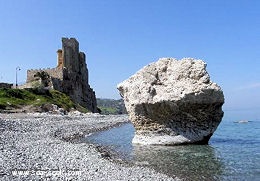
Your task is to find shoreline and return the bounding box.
[0,113,178,180]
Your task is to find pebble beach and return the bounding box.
[0,113,178,180]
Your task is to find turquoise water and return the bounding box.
[84,111,260,181]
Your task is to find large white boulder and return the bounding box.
[117,58,224,145]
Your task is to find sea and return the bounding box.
[83,110,260,181]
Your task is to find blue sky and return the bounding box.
[0,0,259,111]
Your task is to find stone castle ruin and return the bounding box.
[24,38,98,113]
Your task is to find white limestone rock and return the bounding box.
[117,58,224,145]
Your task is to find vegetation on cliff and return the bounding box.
[97,98,127,115]
[0,88,89,113]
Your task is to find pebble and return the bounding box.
[0,113,178,180]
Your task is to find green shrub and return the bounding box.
[0,88,90,112]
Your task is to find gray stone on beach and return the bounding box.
[117,58,224,145]
[0,113,178,180]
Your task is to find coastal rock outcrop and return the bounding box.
[21,38,98,113]
[117,58,224,145]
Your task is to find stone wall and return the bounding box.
[57,49,63,68]
[26,68,63,83]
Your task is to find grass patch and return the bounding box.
[0,88,36,109]
[0,88,89,112]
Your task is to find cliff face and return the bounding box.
[24,38,98,113]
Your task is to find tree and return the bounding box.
[33,71,51,87]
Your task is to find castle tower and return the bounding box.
[57,49,63,68]
[60,37,97,112]
[24,37,98,112]
[62,38,79,72]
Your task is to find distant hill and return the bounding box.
[97,98,127,115]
